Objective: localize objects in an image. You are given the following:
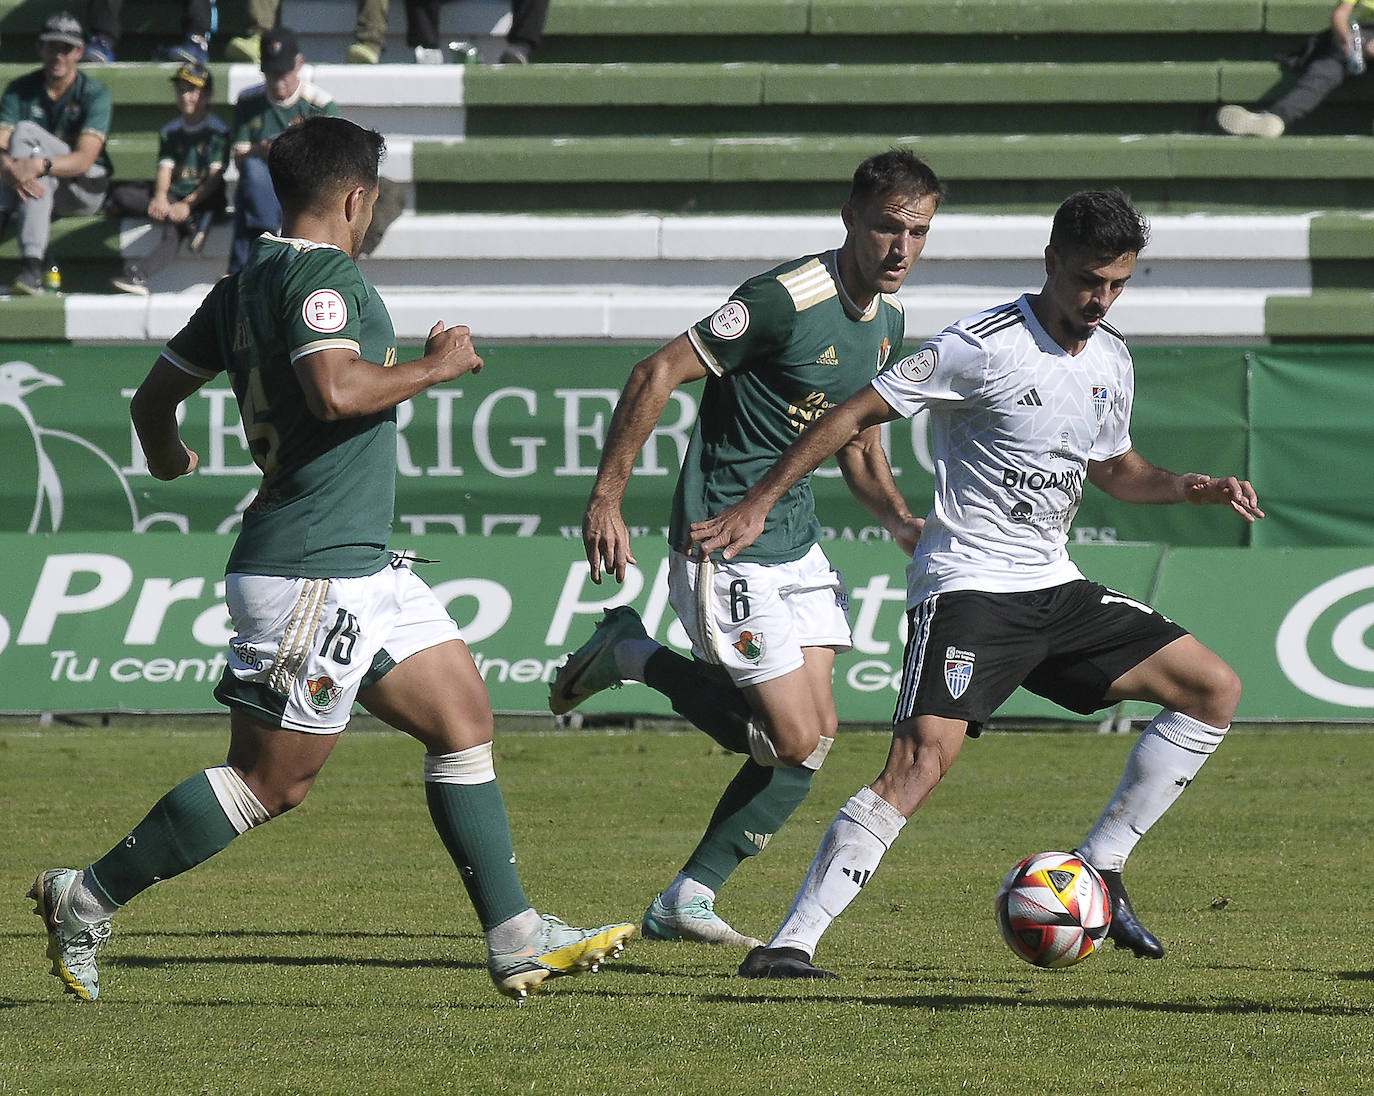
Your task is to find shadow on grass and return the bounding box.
[710,990,1374,1018]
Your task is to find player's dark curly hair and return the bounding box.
[269,116,386,214]
[1049,188,1150,257]
[849,147,946,211]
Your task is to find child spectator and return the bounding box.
[108,61,228,295]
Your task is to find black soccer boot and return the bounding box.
[738,945,838,980]
[1097,868,1166,959]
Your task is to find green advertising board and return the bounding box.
[4,341,1353,549]
[3,535,1370,723]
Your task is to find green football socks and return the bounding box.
[86,770,243,907]
[643,649,752,754]
[682,760,816,891]
[425,778,531,931]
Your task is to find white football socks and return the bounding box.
[770,786,906,957]
[662,872,715,908]
[1078,710,1228,873]
[486,907,542,955]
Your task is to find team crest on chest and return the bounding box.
[1092,385,1110,421]
[944,646,976,700]
[733,629,765,663]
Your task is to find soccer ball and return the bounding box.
[995,851,1111,969]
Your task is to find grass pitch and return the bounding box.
[3,715,1373,1095]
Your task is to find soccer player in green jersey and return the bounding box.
[549,148,941,948]
[28,115,634,1003]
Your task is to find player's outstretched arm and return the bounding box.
[130,356,205,480]
[836,422,924,556]
[295,321,482,421]
[689,385,897,560]
[1088,449,1264,522]
[583,335,707,584]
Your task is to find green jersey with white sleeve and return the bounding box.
[672,250,904,564]
[161,233,400,578]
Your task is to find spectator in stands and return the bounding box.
[83,0,214,64]
[406,0,548,64]
[1217,0,1374,137]
[225,0,390,64]
[227,26,337,274]
[107,62,229,295]
[0,11,112,296]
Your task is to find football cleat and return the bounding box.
[547,605,647,715]
[738,945,837,980]
[28,868,112,1000]
[1097,868,1165,959]
[488,915,635,1000]
[642,893,763,948]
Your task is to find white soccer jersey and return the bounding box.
[871,294,1134,606]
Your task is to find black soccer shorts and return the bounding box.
[893,580,1188,736]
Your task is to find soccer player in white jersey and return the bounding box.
[689,188,1265,978]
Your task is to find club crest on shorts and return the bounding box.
[307,674,344,712]
[733,629,765,663]
[944,646,976,700]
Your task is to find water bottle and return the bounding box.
[43,265,61,292]
[447,39,479,65]
[1348,19,1365,76]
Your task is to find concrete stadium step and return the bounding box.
[410,133,1374,214]
[4,211,1357,343]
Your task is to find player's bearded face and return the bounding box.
[1042,247,1136,341]
[841,190,938,302]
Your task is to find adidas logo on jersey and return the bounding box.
[1016,388,1043,407]
[816,345,840,366]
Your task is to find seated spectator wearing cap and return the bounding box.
[227,26,337,274]
[106,62,229,295]
[0,11,113,295]
[82,0,214,65]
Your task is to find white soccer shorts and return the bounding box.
[216,557,461,733]
[667,542,852,688]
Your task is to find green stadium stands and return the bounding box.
[0,0,1372,340]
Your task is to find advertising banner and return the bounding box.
[1,342,1262,548]
[1249,346,1374,548]
[3,535,1371,723]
